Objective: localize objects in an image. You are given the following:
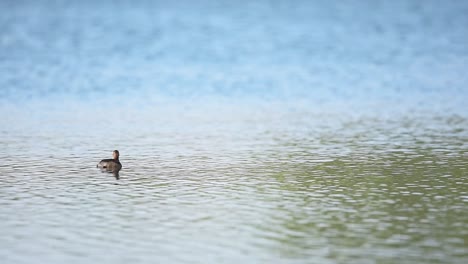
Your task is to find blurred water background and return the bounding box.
[1,0,467,263]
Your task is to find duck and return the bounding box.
[97,150,122,171]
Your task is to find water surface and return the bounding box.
[1,0,468,263]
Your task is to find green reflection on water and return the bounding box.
[252,121,468,263]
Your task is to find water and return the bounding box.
[1,1,468,263]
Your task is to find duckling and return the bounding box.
[97,150,122,171]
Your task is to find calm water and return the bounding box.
[1,1,468,263]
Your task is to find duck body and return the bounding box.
[97,150,122,172]
[97,158,122,171]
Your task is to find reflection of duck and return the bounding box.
[97,150,122,175]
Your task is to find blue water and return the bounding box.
[1,1,468,263]
[1,0,467,107]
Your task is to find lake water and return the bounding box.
[1,1,467,263]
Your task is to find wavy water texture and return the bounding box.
[1,1,468,264]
